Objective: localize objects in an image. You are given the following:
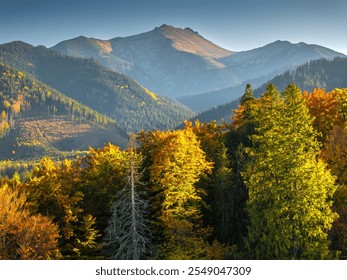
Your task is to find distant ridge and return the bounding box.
[193,56,347,123]
[52,25,240,98]
[52,25,345,109]
[179,40,346,110]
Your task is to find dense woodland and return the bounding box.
[1,83,347,260]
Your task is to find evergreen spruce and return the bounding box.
[243,83,338,259]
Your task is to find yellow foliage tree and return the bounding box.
[24,157,101,259]
[145,127,213,259]
[303,88,347,142]
[80,144,128,230]
[0,184,60,259]
[303,88,339,142]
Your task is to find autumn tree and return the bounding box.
[139,127,213,259]
[0,183,60,259]
[303,88,339,142]
[23,157,100,259]
[243,83,338,259]
[305,88,347,259]
[79,144,128,232]
[303,88,347,143]
[333,88,347,122]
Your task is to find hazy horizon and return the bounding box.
[0,0,346,54]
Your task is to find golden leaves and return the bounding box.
[0,184,60,260]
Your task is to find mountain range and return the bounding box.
[52,24,345,110]
[1,24,346,163]
[52,24,234,100]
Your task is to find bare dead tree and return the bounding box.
[104,138,152,259]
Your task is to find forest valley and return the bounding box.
[1,83,347,260]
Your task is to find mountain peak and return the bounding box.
[184,27,198,34]
[76,35,88,40]
[155,24,232,59]
[158,24,199,35]
[268,40,291,46]
[159,23,170,29]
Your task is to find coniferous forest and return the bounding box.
[1,83,347,260]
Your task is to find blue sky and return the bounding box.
[0,0,346,54]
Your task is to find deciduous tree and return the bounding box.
[24,157,100,259]
[0,184,60,259]
[146,127,213,259]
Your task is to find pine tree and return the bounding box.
[190,120,237,245]
[243,83,338,259]
[233,83,256,132]
[209,143,235,243]
[221,83,261,247]
[72,215,102,259]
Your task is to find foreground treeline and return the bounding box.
[1,83,347,260]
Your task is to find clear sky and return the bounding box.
[0,0,346,54]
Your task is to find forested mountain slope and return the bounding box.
[0,41,195,133]
[253,57,347,96]
[0,63,127,160]
[194,57,347,123]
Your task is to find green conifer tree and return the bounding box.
[243,83,338,259]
